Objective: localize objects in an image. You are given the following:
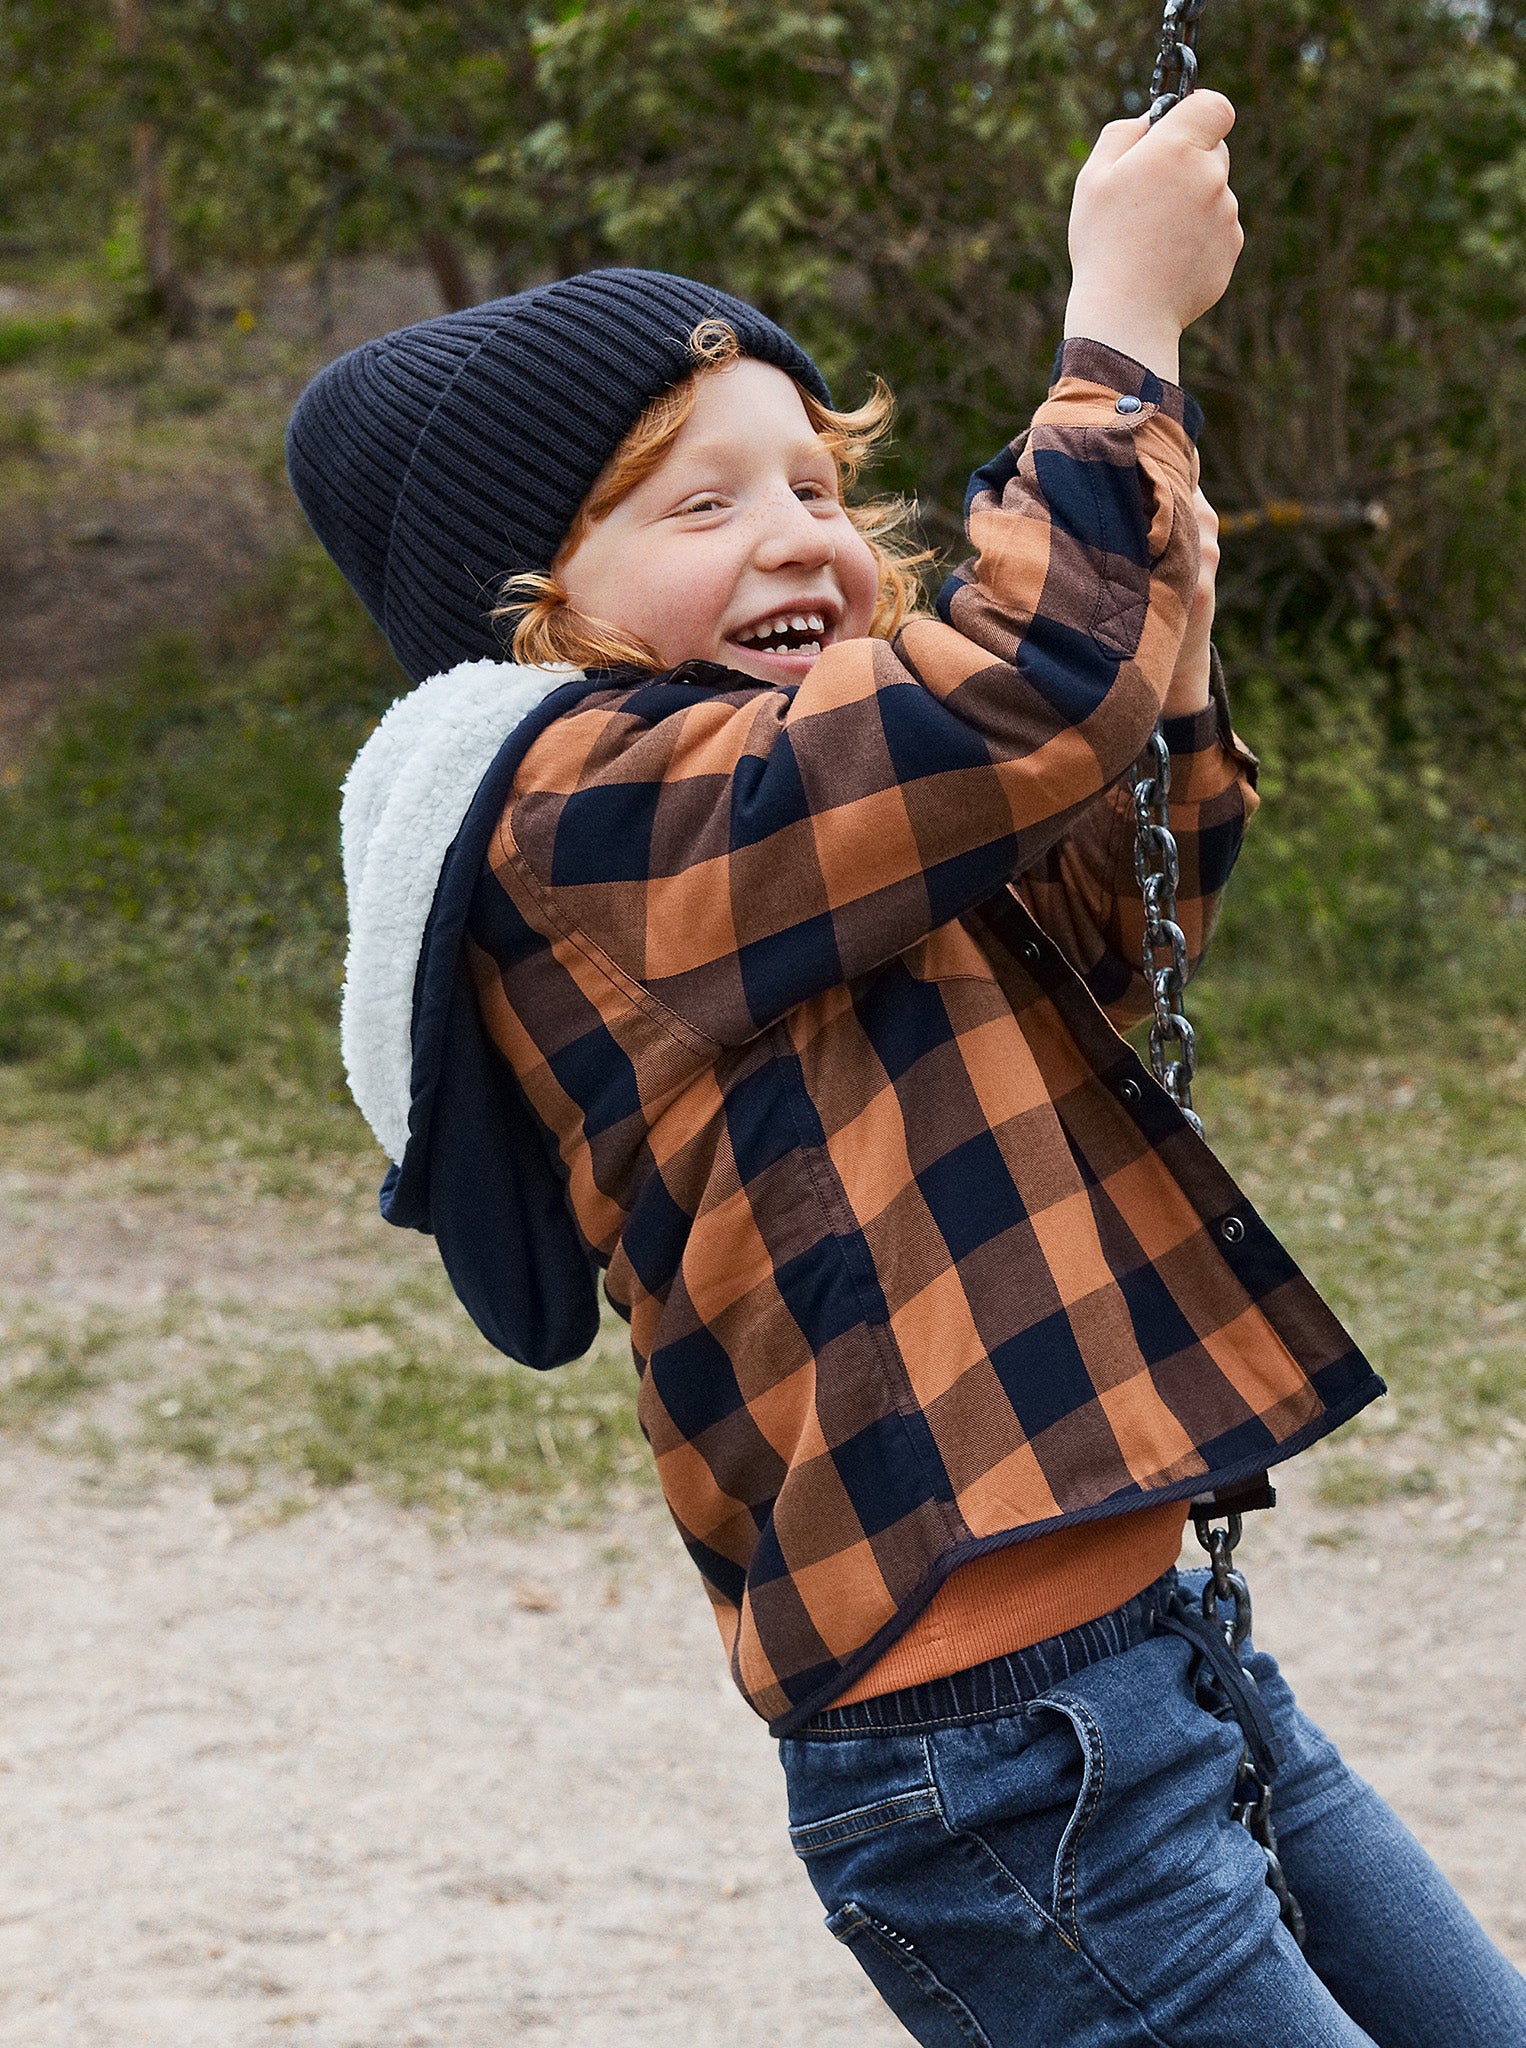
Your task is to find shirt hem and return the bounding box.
[765,1370,1385,1738]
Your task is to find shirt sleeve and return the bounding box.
[1010,649,1260,1032]
[488,338,1204,1049]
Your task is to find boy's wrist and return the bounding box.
[1161,658,1213,719]
[1062,294,1181,386]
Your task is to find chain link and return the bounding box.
[1130,730,1203,1136]
[1149,0,1206,123]
[1135,1,1209,1136]
[1192,1512,1308,1949]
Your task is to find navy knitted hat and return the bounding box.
[286,268,832,683]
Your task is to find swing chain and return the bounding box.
[1150,0,1206,123]
[1139,0,1304,1955]
[1130,731,1203,1136]
[1193,1509,1309,1949]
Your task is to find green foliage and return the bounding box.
[0,545,402,1153]
[8,0,1523,763]
[1192,678,1526,1057]
[0,1,120,251]
[0,310,94,366]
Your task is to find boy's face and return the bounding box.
[558,360,881,684]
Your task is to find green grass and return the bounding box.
[0,1311,122,1426]
[0,1272,650,1519]
[1197,1052,1526,1486]
[0,545,401,1158]
[0,309,96,368]
[1189,693,1526,1061]
[138,1285,650,1513]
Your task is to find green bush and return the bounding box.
[1191,675,1526,1060]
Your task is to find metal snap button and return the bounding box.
[1119,1079,1142,1106]
[1115,394,1145,415]
[1020,941,1041,965]
[1221,1216,1246,1245]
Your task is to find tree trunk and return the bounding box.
[420,226,475,313]
[112,0,194,335]
[131,121,195,335]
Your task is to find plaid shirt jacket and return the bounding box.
[466,339,1382,1731]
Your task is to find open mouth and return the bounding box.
[730,611,833,659]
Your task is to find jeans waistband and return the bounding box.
[790,1567,1180,1737]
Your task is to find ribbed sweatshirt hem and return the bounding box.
[827,1499,1189,1708]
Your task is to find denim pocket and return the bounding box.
[1026,1694,1107,1948]
[825,1900,993,2048]
[789,1786,943,1858]
[922,1696,1105,1952]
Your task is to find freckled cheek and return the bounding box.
[840,530,883,635]
[634,550,740,666]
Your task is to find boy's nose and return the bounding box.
[751,491,836,572]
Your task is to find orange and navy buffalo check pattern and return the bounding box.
[465,340,1382,1731]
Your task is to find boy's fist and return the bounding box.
[1064,90,1244,383]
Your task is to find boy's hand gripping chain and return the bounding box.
[1137,0,1308,1951]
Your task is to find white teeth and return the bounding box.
[735,614,830,652]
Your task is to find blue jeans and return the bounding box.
[779,1571,1526,2046]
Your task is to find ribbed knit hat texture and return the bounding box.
[286,268,831,683]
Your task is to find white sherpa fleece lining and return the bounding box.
[339,659,581,1165]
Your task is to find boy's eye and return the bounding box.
[677,493,727,515]
[794,481,833,502]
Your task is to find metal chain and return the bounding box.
[1138,0,1305,1956]
[1149,0,1206,123]
[1131,731,1203,1136]
[1131,0,1209,1139]
[1192,1510,1308,1948]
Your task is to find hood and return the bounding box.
[339,657,610,1370]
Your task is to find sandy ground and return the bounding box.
[2,1451,1523,2048]
[1,1152,1523,2045]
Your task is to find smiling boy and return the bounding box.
[288,90,1526,2048]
